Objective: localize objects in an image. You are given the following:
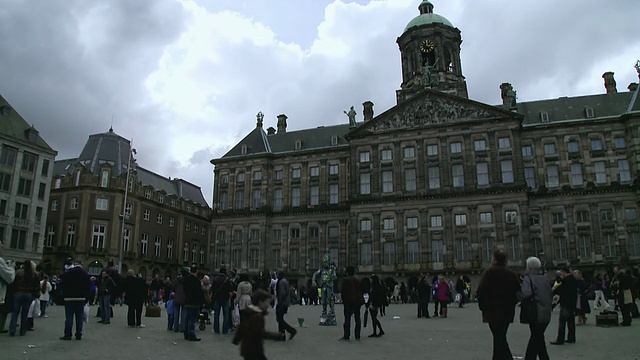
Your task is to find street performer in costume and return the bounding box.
[313,253,337,326]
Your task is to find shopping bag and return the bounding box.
[83,304,90,323]
[28,299,41,318]
[454,293,462,304]
[232,305,240,327]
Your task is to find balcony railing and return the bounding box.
[89,247,107,255]
[12,218,29,228]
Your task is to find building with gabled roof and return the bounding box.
[42,127,211,278]
[0,94,57,264]
[210,1,640,287]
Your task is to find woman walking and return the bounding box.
[367,275,385,337]
[436,275,450,318]
[9,260,39,336]
[520,257,552,360]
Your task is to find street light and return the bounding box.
[118,141,136,274]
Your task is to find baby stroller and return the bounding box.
[198,307,211,331]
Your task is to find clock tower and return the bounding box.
[396,1,468,102]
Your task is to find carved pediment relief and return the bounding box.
[350,90,516,138]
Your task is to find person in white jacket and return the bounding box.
[39,276,52,318]
[0,241,17,333]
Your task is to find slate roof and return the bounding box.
[54,128,209,207]
[0,93,56,153]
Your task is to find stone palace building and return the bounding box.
[210,1,640,284]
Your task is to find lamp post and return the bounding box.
[118,141,136,274]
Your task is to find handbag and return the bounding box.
[520,275,537,324]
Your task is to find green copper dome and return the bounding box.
[403,1,454,33]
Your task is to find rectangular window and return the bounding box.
[45,224,55,247]
[156,213,163,224]
[359,151,370,163]
[92,224,106,249]
[450,142,462,154]
[455,214,467,226]
[329,247,339,268]
[308,227,319,238]
[618,160,631,182]
[17,178,32,197]
[360,243,372,266]
[505,211,518,224]
[381,149,392,161]
[273,189,283,210]
[219,191,228,210]
[329,164,339,175]
[10,229,26,250]
[603,233,616,257]
[480,212,492,224]
[547,165,559,188]
[624,208,637,221]
[0,172,10,192]
[158,194,164,204]
[253,170,262,181]
[290,228,300,239]
[329,184,339,204]
[476,162,489,186]
[578,235,591,258]
[382,171,393,193]
[614,137,626,149]
[100,170,109,188]
[521,145,533,157]
[360,219,372,232]
[144,188,152,200]
[628,232,640,257]
[474,139,487,151]
[41,159,50,176]
[554,236,567,260]
[185,221,191,231]
[192,244,198,263]
[200,246,205,264]
[141,210,149,221]
[570,163,583,186]
[37,183,46,200]
[249,249,259,268]
[123,229,131,252]
[272,249,281,269]
[0,146,17,166]
[456,238,469,261]
[500,160,514,183]
[427,144,439,156]
[452,164,464,187]
[21,152,37,172]
[507,235,520,261]
[309,186,319,205]
[169,216,175,227]
[237,172,245,183]
[95,198,108,211]
[524,167,536,188]
[567,141,579,153]
[66,223,76,247]
[271,229,282,242]
[431,240,444,262]
[328,226,339,238]
[383,242,395,265]
[482,237,493,262]
[576,210,590,223]
[399,217,415,232]
[594,161,607,183]
[360,173,371,194]
[274,170,283,180]
[252,189,261,209]
[590,139,603,151]
[403,146,416,158]
[291,168,301,179]
[600,210,613,221]
[430,215,443,227]
[309,166,319,177]
[544,143,556,155]
[405,169,416,191]
[406,241,420,264]
[154,236,162,257]
[498,137,511,149]
[428,167,440,189]
[383,218,395,230]
[49,199,57,212]
[552,212,564,225]
[235,190,244,209]
[251,229,260,242]
[218,248,227,267]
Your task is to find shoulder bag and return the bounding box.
[520,275,538,324]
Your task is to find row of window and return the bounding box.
[220,164,341,186]
[0,172,48,199]
[0,227,38,251]
[216,226,342,243]
[0,146,49,176]
[219,184,341,210]
[214,248,331,271]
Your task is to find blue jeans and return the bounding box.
[9,292,32,336]
[173,304,183,332]
[213,299,230,334]
[183,306,199,340]
[64,301,84,339]
[99,295,111,323]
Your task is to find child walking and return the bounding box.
[232,290,285,360]
[166,293,175,331]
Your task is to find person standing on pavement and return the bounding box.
[417,277,431,318]
[97,270,116,324]
[0,241,16,334]
[211,267,232,335]
[550,266,578,345]
[476,250,521,360]
[275,270,297,340]
[123,270,146,328]
[39,275,52,318]
[150,274,162,305]
[59,261,91,340]
[519,257,552,360]
[612,266,634,326]
[340,266,363,341]
[172,268,187,332]
[8,260,39,337]
[183,265,203,341]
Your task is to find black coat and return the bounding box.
[476,265,520,323]
[123,276,147,305]
[554,275,578,309]
[183,274,203,307]
[417,280,431,301]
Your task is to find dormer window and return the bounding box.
[540,112,549,122]
[145,188,152,199]
[100,170,109,188]
[294,140,302,150]
[584,106,595,118]
[241,145,248,155]
[331,136,338,146]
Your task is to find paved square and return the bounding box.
[1,302,637,360]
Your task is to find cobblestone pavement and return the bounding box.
[1,302,637,360]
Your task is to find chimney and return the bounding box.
[277,114,287,133]
[267,127,276,135]
[603,71,617,93]
[362,101,374,122]
[500,82,517,110]
[628,83,638,92]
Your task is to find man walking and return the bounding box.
[275,271,297,340]
[59,261,91,340]
[476,250,521,360]
[551,267,578,345]
[97,270,116,324]
[340,266,363,340]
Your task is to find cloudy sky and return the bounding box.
[1,0,638,205]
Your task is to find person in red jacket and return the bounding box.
[436,275,450,318]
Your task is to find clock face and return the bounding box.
[420,39,435,53]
